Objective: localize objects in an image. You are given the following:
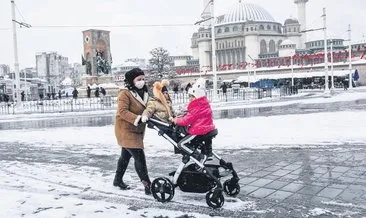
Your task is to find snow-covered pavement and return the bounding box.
[1,89,366,217]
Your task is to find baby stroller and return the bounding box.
[147,117,240,209]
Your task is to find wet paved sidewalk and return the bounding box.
[218,144,366,217]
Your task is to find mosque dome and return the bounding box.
[219,2,276,25]
[284,18,299,25]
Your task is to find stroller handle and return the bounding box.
[148,117,171,127]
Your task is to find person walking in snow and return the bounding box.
[113,68,152,195]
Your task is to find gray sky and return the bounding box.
[0,0,365,69]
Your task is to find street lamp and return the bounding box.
[247,55,258,88]
[347,24,353,90]
[210,0,218,102]
[329,40,334,90]
[322,8,330,96]
[10,0,31,106]
[300,8,331,97]
[194,0,218,102]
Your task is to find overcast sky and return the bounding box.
[0,0,365,69]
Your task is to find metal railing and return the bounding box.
[0,88,285,115]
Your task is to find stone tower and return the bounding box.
[294,0,309,49]
[82,29,112,76]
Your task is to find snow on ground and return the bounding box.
[1,89,366,217]
[1,110,366,156]
[212,90,366,110]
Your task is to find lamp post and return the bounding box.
[348,24,353,90]
[11,0,21,105]
[330,40,334,90]
[291,55,294,86]
[210,0,218,102]
[10,0,31,105]
[322,8,330,96]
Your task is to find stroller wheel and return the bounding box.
[205,189,224,209]
[223,179,240,197]
[151,177,175,203]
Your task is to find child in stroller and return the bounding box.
[146,78,240,208]
[171,78,215,162]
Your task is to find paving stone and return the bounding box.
[248,178,273,187]
[271,169,292,177]
[337,189,363,203]
[264,175,281,180]
[297,185,324,196]
[239,177,259,185]
[250,170,272,178]
[284,193,313,204]
[312,167,329,174]
[275,161,291,166]
[281,174,300,180]
[241,185,260,195]
[280,182,305,192]
[317,187,343,198]
[337,176,357,183]
[264,165,283,172]
[332,166,350,173]
[321,171,343,179]
[266,190,293,201]
[249,188,276,198]
[328,183,348,190]
[311,196,332,204]
[342,170,364,178]
[348,185,366,193]
[282,164,302,171]
[289,169,302,175]
[265,181,289,190]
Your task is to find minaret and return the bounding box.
[295,0,308,49]
[201,0,211,26]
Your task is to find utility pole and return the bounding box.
[11,0,21,105]
[322,8,330,96]
[348,24,353,90]
[330,40,334,89]
[10,0,31,105]
[210,0,218,102]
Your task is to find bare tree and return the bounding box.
[149,47,171,79]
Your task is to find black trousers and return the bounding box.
[115,147,150,183]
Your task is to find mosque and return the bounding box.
[179,0,366,87]
[191,0,308,69]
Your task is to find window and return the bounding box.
[225,27,230,32]
[260,40,267,54]
[269,40,276,52]
[259,25,264,30]
[250,27,253,31]
[233,26,238,32]
[267,25,271,30]
[218,28,222,34]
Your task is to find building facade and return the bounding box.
[36,52,69,93]
[0,64,11,77]
[191,0,308,70]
